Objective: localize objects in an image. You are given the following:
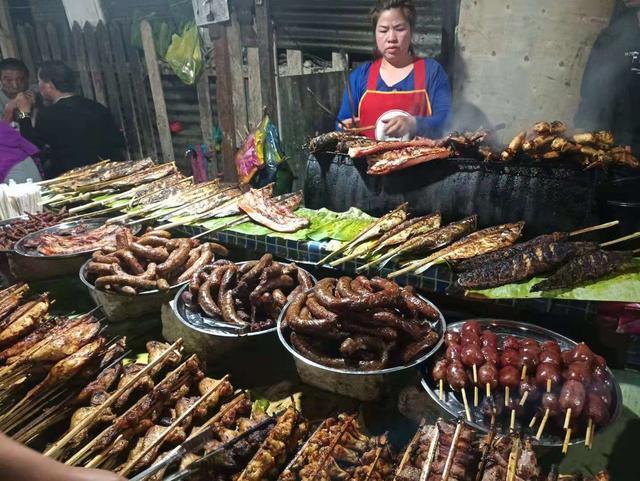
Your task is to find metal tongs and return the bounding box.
[129,414,277,481]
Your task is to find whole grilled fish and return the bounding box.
[370,211,442,255]
[454,232,569,272]
[361,215,477,271]
[391,221,525,277]
[317,203,409,265]
[128,174,189,207]
[531,250,634,291]
[456,241,598,290]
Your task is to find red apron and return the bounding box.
[358,58,432,140]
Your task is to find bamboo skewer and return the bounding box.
[586,418,593,449]
[44,339,183,459]
[84,434,124,469]
[563,408,572,430]
[441,421,463,481]
[439,379,444,401]
[117,376,229,477]
[535,409,549,440]
[460,388,472,422]
[569,220,619,237]
[418,424,439,481]
[509,409,516,431]
[519,391,529,406]
[528,416,537,429]
[562,427,572,454]
[393,421,424,481]
[308,415,356,481]
[506,437,521,481]
[600,231,640,247]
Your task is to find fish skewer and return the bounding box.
[317,203,409,265]
[390,222,525,278]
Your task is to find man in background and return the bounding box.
[575,0,640,155]
[0,58,35,124]
[15,60,125,178]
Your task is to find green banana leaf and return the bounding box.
[467,259,640,302]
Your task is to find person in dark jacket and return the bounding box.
[575,0,640,155]
[14,60,125,178]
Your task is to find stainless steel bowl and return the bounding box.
[420,318,623,447]
[79,259,185,322]
[9,218,140,282]
[165,261,316,363]
[277,289,446,400]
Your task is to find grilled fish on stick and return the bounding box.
[454,241,598,290]
[531,250,635,291]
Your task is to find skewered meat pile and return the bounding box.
[282,275,441,371]
[0,210,69,250]
[394,419,479,481]
[279,414,394,481]
[431,320,615,449]
[22,222,128,256]
[183,254,315,333]
[500,121,639,169]
[84,228,229,295]
[477,431,540,481]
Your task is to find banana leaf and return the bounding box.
[467,259,640,302]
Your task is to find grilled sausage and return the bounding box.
[198,276,221,317]
[157,239,191,277]
[401,286,439,319]
[129,242,170,263]
[113,249,144,275]
[137,235,171,247]
[177,244,214,283]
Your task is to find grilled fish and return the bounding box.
[455,241,598,290]
[370,211,442,256]
[531,250,635,291]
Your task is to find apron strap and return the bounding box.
[413,58,427,90]
[366,58,383,90]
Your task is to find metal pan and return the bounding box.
[420,318,623,447]
[277,289,446,400]
[79,259,185,322]
[164,261,316,363]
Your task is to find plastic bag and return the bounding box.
[253,118,293,194]
[165,22,203,85]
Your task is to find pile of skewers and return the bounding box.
[430,321,616,452]
[282,275,442,371]
[500,121,639,169]
[0,180,43,220]
[0,210,68,250]
[183,254,315,333]
[84,228,229,295]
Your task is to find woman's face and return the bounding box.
[375,8,412,62]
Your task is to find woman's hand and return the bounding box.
[383,115,416,138]
[340,117,360,130]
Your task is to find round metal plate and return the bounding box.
[173,261,317,338]
[14,218,140,258]
[277,289,446,375]
[420,318,623,447]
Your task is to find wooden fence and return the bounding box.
[14,20,159,162]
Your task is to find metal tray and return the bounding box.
[174,262,317,338]
[277,289,446,376]
[13,218,139,259]
[420,318,623,447]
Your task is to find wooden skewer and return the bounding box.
[547,378,552,393]
[84,434,124,469]
[118,376,228,477]
[344,124,376,134]
[441,421,463,481]
[520,365,527,381]
[505,386,510,407]
[486,383,491,398]
[600,231,640,247]
[528,415,537,429]
[393,420,425,481]
[460,388,472,422]
[439,379,444,401]
[586,418,593,449]
[472,364,478,384]
[474,386,479,407]
[569,220,619,237]
[519,391,529,406]
[562,428,572,454]
[44,339,183,459]
[535,409,549,440]
[509,409,516,431]
[506,437,522,481]
[418,424,439,481]
[563,408,572,430]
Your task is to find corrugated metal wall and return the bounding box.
[271,0,444,57]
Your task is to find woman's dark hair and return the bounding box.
[370,0,417,56]
[38,60,75,92]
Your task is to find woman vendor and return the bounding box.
[337,0,451,140]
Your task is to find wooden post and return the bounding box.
[83,23,107,106]
[0,0,17,58]
[332,52,346,71]
[246,47,262,127]
[70,22,94,100]
[15,25,35,78]
[140,20,174,163]
[286,49,303,75]
[209,24,238,182]
[46,23,62,60]
[254,0,277,121]
[227,9,248,142]
[195,71,216,178]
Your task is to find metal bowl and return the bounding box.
[9,218,140,282]
[420,318,623,447]
[277,289,446,400]
[79,259,185,322]
[164,261,316,363]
